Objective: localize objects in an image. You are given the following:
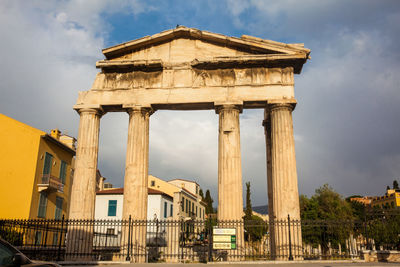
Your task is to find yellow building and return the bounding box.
[371,189,400,209]
[0,114,76,220]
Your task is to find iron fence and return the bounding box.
[0,213,399,263]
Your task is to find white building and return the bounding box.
[94,176,207,249]
[95,187,173,221]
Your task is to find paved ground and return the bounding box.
[66,262,400,267]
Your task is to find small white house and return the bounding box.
[95,188,173,221]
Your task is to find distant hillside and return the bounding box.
[252,205,268,215]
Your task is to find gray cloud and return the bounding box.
[224,0,400,198]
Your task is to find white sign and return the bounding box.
[213,243,231,249]
[213,235,231,242]
[213,228,236,235]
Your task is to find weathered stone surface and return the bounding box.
[264,100,302,260]
[90,67,293,90]
[67,108,102,260]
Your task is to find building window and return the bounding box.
[43,152,53,175]
[192,203,194,214]
[186,199,188,213]
[181,197,185,211]
[196,206,198,216]
[151,180,155,186]
[170,204,173,217]
[37,192,47,218]
[59,160,67,184]
[108,200,117,216]
[164,202,167,218]
[55,197,63,219]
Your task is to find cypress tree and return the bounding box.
[245,182,252,219]
[205,190,214,214]
[199,188,204,200]
[393,180,399,190]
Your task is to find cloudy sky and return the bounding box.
[1,0,399,206]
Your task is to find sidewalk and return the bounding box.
[65,261,399,267]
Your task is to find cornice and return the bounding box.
[102,26,310,63]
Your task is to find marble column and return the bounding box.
[122,107,152,262]
[67,108,102,260]
[216,104,243,221]
[216,104,244,260]
[267,102,302,259]
[263,109,276,258]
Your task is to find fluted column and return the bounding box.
[67,108,102,260]
[268,102,302,259]
[216,104,243,221]
[263,109,276,258]
[122,107,152,262]
[216,104,244,261]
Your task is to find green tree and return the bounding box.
[314,184,354,221]
[244,182,252,219]
[204,190,214,215]
[393,180,399,190]
[199,188,204,200]
[386,185,390,191]
[367,210,400,249]
[300,184,354,252]
[348,200,366,222]
[243,182,267,242]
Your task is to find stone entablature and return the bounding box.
[92,65,294,90]
[78,65,295,111]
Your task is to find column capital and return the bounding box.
[267,99,297,112]
[268,102,296,112]
[215,103,243,114]
[126,107,155,117]
[76,108,104,117]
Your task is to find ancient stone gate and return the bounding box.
[68,26,310,261]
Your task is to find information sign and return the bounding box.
[212,227,236,250]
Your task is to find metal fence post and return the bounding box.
[126,215,131,261]
[288,214,293,261]
[180,219,184,262]
[208,218,213,262]
[364,214,370,250]
[57,215,64,261]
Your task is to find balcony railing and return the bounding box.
[38,174,64,193]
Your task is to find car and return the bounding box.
[0,238,61,266]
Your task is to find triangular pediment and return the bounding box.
[102,26,310,63]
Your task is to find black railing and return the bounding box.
[0,213,399,263]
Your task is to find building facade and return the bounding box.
[371,189,400,209]
[95,187,173,221]
[95,175,206,221]
[148,176,206,220]
[0,114,76,220]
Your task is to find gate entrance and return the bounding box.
[67,26,310,261]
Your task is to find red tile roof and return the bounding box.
[97,187,170,197]
[97,188,124,195]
